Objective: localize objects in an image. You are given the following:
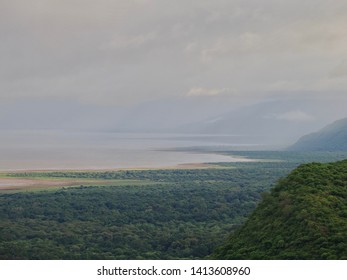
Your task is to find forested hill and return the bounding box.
[213,159,347,259]
[289,117,347,151]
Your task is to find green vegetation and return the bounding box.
[213,159,347,259]
[0,166,282,259]
[1,151,346,259]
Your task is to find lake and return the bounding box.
[0,130,257,171]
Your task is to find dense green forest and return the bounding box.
[1,151,346,259]
[0,163,285,259]
[213,159,347,259]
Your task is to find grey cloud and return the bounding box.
[186,87,238,98]
[1,0,347,107]
[270,110,315,122]
[329,60,347,78]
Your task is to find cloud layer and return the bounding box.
[1,0,347,106]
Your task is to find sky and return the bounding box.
[1,0,347,139]
[1,0,347,106]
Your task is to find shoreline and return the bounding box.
[0,162,226,174]
[0,162,229,191]
[0,153,257,174]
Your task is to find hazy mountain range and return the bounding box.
[180,96,347,145]
[289,117,347,151]
[0,94,346,146]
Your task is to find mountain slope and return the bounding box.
[213,160,347,259]
[180,97,347,146]
[289,118,347,151]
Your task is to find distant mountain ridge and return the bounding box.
[213,159,347,259]
[289,117,347,151]
[180,97,347,146]
[1,95,346,147]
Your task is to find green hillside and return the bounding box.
[213,159,347,259]
[289,118,347,151]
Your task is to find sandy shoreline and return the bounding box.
[0,162,220,173]
[0,162,227,191]
[0,177,86,191]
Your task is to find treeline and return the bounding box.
[7,163,290,184]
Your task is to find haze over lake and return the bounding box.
[0,131,256,171]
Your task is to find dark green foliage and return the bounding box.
[0,165,284,260]
[213,159,347,260]
[6,167,286,183]
[2,151,346,259]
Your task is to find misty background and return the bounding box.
[1,0,347,169]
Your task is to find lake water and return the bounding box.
[0,131,256,171]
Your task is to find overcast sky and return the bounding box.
[1,0,347,108]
